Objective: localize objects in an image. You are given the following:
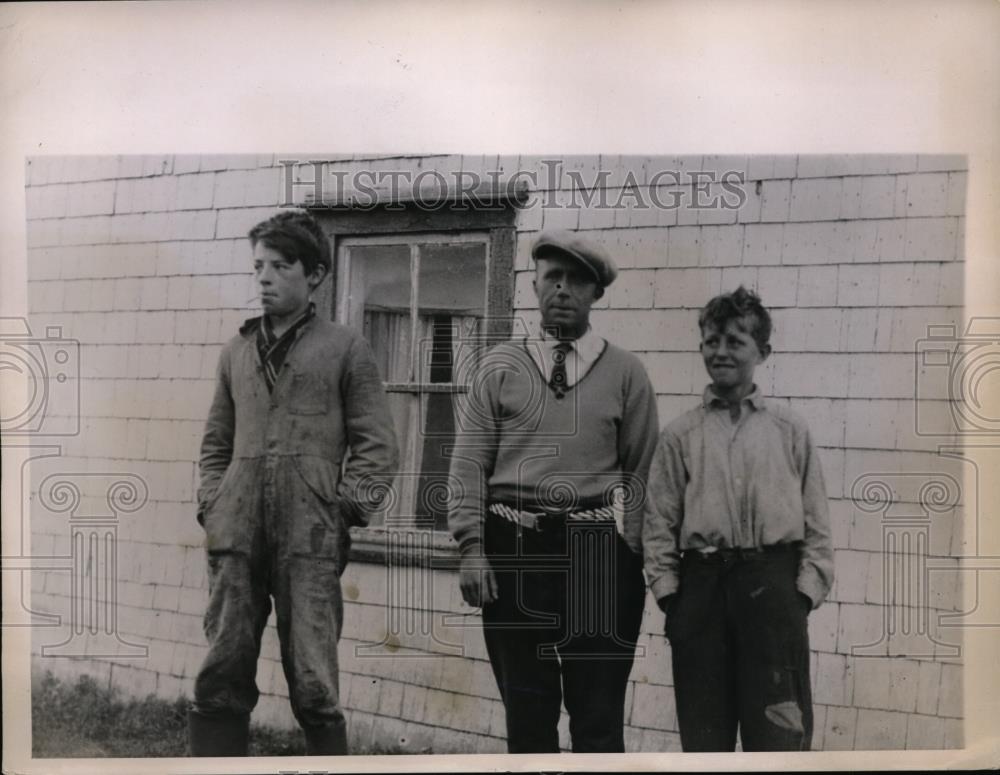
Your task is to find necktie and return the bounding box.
[549,341,572,399]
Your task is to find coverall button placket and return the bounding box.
[263,407,282,543]
[263,455,278,542]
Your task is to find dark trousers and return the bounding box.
[482,514,646,753]
[666,546,812,752]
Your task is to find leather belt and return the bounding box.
[685,542,801,562]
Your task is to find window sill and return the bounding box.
[348,525,461,570]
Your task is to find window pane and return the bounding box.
[347,243,411,382]
[414,244,487,527]
[415,391,459,530]
[345,238,488,529]
[416,242,486,384]
[417,243,486,315]
[380,391,455,530]
[381,392,416,524]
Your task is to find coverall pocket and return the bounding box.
[199,462,257,555]
[201,466,235,517]
[290,456,339,507]
[288,372,330,415]
[290,456,348,562]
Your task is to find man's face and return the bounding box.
[533,254,601,339]
[253,242,322,322]
[700,316,770,396]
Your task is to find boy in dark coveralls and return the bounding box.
[642,286,834,751]
[189,210,398,756]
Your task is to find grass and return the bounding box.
[31,671,324,757]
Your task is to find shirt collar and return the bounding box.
[239,302,317,338]
[239,316,262,337]
[702,383,766,411]
[262,302,315,342]
[538,322,604,361]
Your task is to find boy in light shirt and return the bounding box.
[642,286,833,751]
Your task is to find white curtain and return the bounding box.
[364,309,412,382]
[449,314,484,386]
[363,310,483,521]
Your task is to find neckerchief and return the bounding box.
[256,303,315,393]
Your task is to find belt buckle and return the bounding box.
[536,510,566,533]
[712,547,740,563]
[732,546,764,562]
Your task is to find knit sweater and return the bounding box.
[447,337,659,557]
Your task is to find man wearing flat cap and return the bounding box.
[448,229,659,752]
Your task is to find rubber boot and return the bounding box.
[187,708,250,756]
[303,719,349,755]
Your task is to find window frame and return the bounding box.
[337,231,491,527]
[308,199,520,546]
[336,230,491,391]
[309,203,518,341]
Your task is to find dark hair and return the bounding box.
[248,210,331,276]
[698,285,772,350]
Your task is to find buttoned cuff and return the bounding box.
[457,535,483,558]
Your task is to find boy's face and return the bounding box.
[700,316,770,395]
[253,242,323,321]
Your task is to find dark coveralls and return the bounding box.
[192,314,397,755]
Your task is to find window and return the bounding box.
[337,234,489,529]
[313,199,518,531]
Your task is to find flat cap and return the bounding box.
[531,229,618,288]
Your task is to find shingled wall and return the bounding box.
[25,153,965,751]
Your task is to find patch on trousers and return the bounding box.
[764,700,804,733]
